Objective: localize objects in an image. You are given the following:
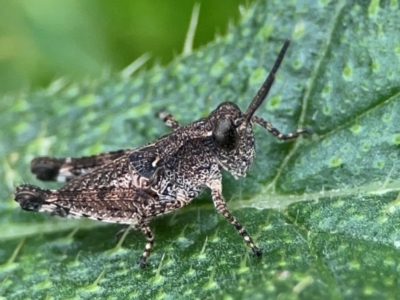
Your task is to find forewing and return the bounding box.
[60,156,133,191]
[128,144,163,179]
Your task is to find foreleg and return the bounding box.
[209,180,262,256]
[252,115,311,141]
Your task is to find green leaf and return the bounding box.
[1,0,400,298]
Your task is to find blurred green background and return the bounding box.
[0,0,251,95]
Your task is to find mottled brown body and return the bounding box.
[14,40,311,268]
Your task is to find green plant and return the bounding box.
[1,0,400,298]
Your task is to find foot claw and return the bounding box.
[253,247,262,257]
[139,257,147,268]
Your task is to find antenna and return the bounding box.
[244,39,290,123]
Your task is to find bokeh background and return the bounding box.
[0,0,251,95]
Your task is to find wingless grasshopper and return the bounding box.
[14,40,311,268]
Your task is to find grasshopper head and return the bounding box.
[209,39,291,178]
[210,102,255,177]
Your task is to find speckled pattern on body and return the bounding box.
[14,41,311,268]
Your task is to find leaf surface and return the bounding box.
[1,0,400,298]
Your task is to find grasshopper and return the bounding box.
[14,40,311,268]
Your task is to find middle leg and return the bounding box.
[138,222,154,268]
[157,111,180,130]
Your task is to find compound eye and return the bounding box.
[212,119,237,151]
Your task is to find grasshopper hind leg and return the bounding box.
[30,149,130,182]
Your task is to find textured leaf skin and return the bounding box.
[1,0,400,299]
